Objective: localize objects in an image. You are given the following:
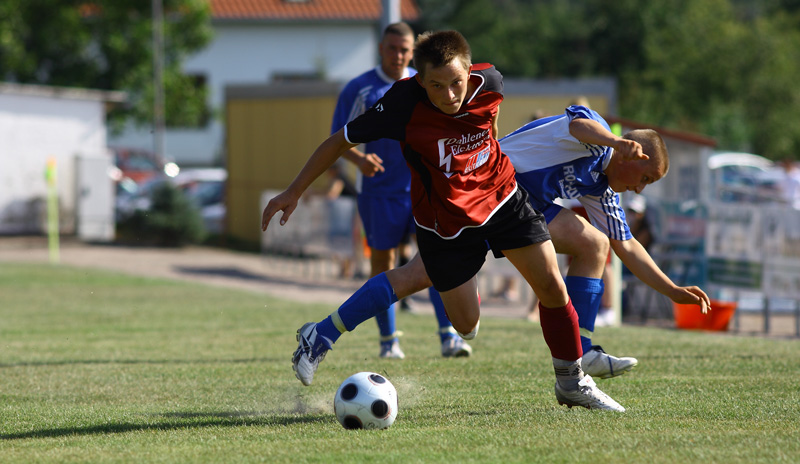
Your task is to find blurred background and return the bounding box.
[1,0,798,334]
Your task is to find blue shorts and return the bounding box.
[357,194,416,251]
[539,202,565,225]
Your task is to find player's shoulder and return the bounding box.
[565,105,607,126]
[385,75,425,100]
[470,63,503,94]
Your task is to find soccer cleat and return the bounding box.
[554,375,626,412]
[379,340,405,359]
[292,322,328,386]
[441,335,473,357]
[581,345,638,379]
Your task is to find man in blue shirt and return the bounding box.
[331,22,472,359]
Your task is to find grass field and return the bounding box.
[1,262,798,463]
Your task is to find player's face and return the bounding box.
[379,33,414,81]
[418,59,471,115]
[607,159,665,194]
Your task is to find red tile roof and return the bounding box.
[211,0,420,21]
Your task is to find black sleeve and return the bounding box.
[344,78,420,145]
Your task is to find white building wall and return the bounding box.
[0,90,109,234]
[108,23,379,166]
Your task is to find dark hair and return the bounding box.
[383,22,414,39]
[413,30,471,77]
[625,129,669,175]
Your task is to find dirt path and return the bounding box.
[0,236,529,319]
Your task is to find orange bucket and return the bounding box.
[673,300,737,331]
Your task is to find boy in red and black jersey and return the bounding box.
[262,30,624,411]
[345,61,515,240]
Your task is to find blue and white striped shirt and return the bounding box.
[500,105,631,240]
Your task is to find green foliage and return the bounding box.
[1,262,799,463]
[0,0,213,132]
[117,182,206,247]
[416,0,800,160]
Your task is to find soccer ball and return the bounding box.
[333,372,398,430]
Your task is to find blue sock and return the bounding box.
[428,287,455,342]
[315,273,398,348]
[565,276,604,354]
[375,303,398,346]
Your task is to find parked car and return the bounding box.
[109,146,180,184]
[708,152,784,203]
[116,168,227,235]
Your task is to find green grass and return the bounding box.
[1,262,798,463]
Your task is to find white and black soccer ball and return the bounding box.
[333,372,398,430]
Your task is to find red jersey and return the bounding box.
[343,63,518,239]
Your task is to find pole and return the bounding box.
[152,0,165,159]
[380,0,401,33]
[609,122,624,325]
[45,157,60,265]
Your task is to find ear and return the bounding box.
[415,74,423,85]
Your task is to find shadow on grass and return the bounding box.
[1,411,328,440]
[173,265,360,293]
[0,357,280,368]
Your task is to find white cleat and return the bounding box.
[292,322,327,386]
[554,375,626,412]
[582,345,638,379]
[379,340,406,359]
[441,336,472,357]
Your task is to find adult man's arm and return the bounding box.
[341,147,385,177]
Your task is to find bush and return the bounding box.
[117,182,207,247]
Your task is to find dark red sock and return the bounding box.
[538,299,583,361]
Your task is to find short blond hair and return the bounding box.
[625,129,669,175]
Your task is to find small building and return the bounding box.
[0,83,126,241]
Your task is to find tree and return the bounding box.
[0,0,213,133]
[416,0,800,160]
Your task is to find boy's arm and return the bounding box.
[262,129,357,231]
[610,236,711,313]
[568,118,648,161]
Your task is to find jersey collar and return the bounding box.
[375,66,412,85]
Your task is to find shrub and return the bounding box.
[117,182,206,247]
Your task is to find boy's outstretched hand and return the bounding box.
[261,190,299,232]
[671,286,712,314]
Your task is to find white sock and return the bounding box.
[553,357,583,391]
[457,320,480,340]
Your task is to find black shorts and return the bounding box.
[415,186,550,292]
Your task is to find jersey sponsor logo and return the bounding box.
[437,129,491,176]
[559,164,580,198]
[453,113,469,119]
[375,103,384,112]
[465,146,490,174]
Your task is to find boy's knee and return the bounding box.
[573,229,609,263]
